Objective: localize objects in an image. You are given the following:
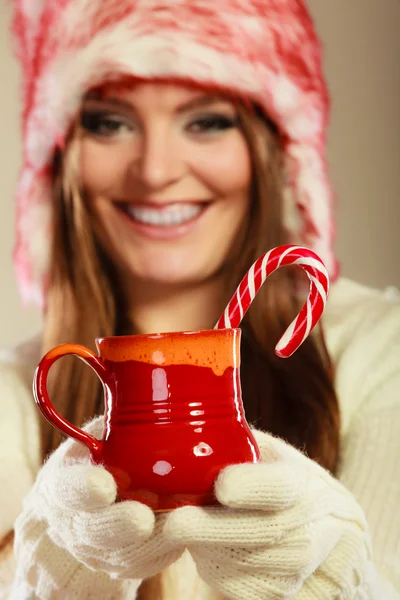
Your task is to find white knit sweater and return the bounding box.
[0,278,399,599]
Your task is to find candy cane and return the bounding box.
[215,245,329,358]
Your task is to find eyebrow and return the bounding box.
[83,93,233,113]
[84,95,132,110]
[176,94,231,113]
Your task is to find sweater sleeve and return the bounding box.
[0,357,41,598]
[325,280,400,597]
[0,361,41,540]
[9,530,142,600]
[338,373,400,598]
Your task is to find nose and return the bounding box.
[132,124,185,191]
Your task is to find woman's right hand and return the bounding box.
[13,417,184,583]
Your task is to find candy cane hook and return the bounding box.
[215,245,329,358]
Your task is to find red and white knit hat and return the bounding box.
[11,0,338,308]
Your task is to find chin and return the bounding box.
[125,261,214,288]
[132,272,202,287]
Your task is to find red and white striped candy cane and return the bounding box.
[215,245,329,358]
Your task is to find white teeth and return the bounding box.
[125,203,204,227]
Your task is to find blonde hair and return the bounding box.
[36,102,339,597]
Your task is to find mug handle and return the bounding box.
[34,343,112,461]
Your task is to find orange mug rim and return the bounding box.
[95,328,241,371]
[96,327,239,344]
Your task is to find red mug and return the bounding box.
[34,328,261,510]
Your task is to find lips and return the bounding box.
[118,202,208,228]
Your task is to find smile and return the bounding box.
[119,202,208,228]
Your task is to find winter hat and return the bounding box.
[11,0,338,308]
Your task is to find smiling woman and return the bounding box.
[2,1,400,599]
[77,83,251,303]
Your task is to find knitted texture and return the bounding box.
[11,417,184,598]
[165,429,375,600]
[0,361,41,600]
[9,551,142,600]
[11,0,337,307]
[0,363,40,541]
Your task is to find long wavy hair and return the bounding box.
[9,101,340,598]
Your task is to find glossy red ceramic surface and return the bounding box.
[34,329,261,510]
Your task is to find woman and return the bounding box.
[1,0,399,598]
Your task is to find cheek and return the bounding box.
[80,140,128,196]
[194,137,251,199]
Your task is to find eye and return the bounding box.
[80,110,133,137]
[187,114,239,134]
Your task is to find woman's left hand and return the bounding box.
[165,430,375,600]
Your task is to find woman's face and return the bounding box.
[79,81,251,287]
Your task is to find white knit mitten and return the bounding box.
[13,417,184,595]
[165,430,376,600]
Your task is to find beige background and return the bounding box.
[1,1,399,348]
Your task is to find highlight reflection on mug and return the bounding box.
[194,442,213,457]
[152,460,173,476]
[152,367,169,401]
